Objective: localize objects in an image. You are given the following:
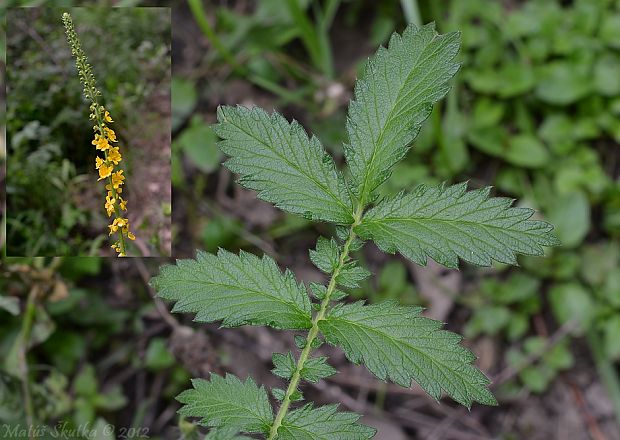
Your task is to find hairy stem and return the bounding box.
[268,209,362,439]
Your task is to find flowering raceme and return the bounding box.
[62,12,136,256]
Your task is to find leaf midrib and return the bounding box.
[161,277,310,319]
[226,115,353,220]
[356,31,447,201]
[323,316,480,402]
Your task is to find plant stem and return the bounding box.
[268,214,361,439]
[401,0,422,27]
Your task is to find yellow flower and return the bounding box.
[104,195,115,217]
[92,134,109,151]
[95,156,104,169]
[111,170,125,189]
[119,197,127,211]
[104,127,117,142]
[127,231,136,241]
[107,146,122,165]
[98,163,113,180]
[106,184,122,194]
[108,217,128,235]
[104,111,113,123]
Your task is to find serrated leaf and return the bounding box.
[272,388,303,402]
[151,250,312,329]
[293,334,322,350]
[272,388,286,401]
[272,352,296,379]
[300,357,337,383]
[336,262,371,289]
[278,404,376,440]
[204,427,251,440]
[177,374,273,434]
[309,237,340,274]
[318,301,497,408]
[309,283,348,302]
[295,335,307,349]
[356,182,559,269]
[345,23,460,202]
[215,105,354,223]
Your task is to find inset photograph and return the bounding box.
[6,7,171,257]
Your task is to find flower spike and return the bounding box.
[63,12,136,256]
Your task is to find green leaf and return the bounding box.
[272,352,336,383]
[336,262,371,289]
[345,23,460,202]
[172,76,197,130]
[279,404,376,440]
[272,352,296,379]
[546,191,590,248]
[356,182,559,268]
[604,316,620,360]
[535,61,591,105]
[594,54,620,97]
[151,250,312,329]
[506,134,549,168]
[309,237,340,274]
[300,357,337,383]
[272,388,303,402]
[215,106,354,224]
[144,337,175,371]
[318,301,497,408]
[309,283,347,302]
[177,116,221,173]
[548,282,594,335]
[177,374,273,434]
[204,427,251,440]
[600,14,620,49]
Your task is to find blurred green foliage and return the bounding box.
[0,257,189,438]
[6,7,169,256]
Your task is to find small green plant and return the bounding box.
[152,24,558,438]
[62,12,135,256]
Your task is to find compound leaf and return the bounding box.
[215,105,354,224]
[356,182,559,269]
[318,301,497,408]
[177,374,273,435]
[345,23,460,202]
[151,250,312,330]
[278,404,376,440]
